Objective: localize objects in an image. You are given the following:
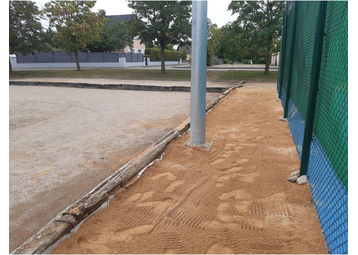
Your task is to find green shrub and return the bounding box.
[223,58,229,64]
[207,51,214,66]
[145,48,180,61]
[258,57,266,64]
[242,59,248,64]
[180,50,187,61]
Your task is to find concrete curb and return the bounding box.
[11,81,244,254]
[9,81,229,93]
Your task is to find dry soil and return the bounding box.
[52,83,327,254]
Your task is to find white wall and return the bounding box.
[147,58,182,66]
[10,55,181,70]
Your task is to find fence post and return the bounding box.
[283,1,298,118]
[299,1,327,176]
[277,2,289,97]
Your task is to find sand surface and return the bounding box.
[52,83,327,254]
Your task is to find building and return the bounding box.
[178,44,191,60]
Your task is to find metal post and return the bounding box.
[277,2,289,97]
[283,1,298,118]
[189,0,208,147]
[299,1,327,176]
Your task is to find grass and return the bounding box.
[217,70,278,83]
[9,69,278,83]
[9,69,192,81]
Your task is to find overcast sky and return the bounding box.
[36,0,239,28]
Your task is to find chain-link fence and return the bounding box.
[277,1,348,254]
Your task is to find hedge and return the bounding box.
[145,48,180,61]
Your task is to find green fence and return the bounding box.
[277,1,348,254]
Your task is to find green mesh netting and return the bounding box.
[289,1,319,119]
[313,1,348,189]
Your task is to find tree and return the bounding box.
[228,0,285,74]
[44,1,104,71]
[207,23,222,66]
[216,22,246,63]
[9,1,49,72]
[128,1,191,74]
[86,17,132,52]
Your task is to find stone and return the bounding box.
[297,175,308,185]
[290,170,300,177]
[287,175,298,182]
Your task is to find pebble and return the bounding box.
[287,175,298,182]
[297,175,308,185]
[290,170,300,177]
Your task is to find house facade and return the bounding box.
[178,45,191,60]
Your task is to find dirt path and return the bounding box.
[52,83,327,254]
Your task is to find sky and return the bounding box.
[35,0,239,28]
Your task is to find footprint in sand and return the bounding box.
[164,180,185,193]
[209,157,227,166]
[123,191,156,205]
[219,189,251,201]
[150,172,177,181]
[238,172,260,183]
[214,195,266,231]
[77,236,90,246]
[206,243,234,254]
[223,166,243,174]
[215,175,230,187]
[136,200,175,214]
[122,191,175,214]
[254,135,265,141]
[235,157,249,165]
[113,225,154,242]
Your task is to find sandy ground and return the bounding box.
[9,85,219,252]
[52,83,327,254]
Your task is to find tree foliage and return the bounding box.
[228,0,285,74]
[44,1,104,71]
[128,1,191,74]
[86,17,133,52]
[216,22,251,63]
[207,23,222,66]
[9,1,49,71]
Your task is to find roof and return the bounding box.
[105,14,133,23]
[178,45,191,54]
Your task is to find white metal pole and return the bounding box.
[190,0,207,146]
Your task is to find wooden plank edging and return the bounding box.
[11,81,244,254]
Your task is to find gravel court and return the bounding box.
[9,85,219,252]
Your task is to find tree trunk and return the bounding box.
[264,53,270,75]
[9,57,13,73]
[74,51,81,71]
[160,43,166,74]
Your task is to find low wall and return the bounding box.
[9,55,180,70]
[147,58,182,66]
